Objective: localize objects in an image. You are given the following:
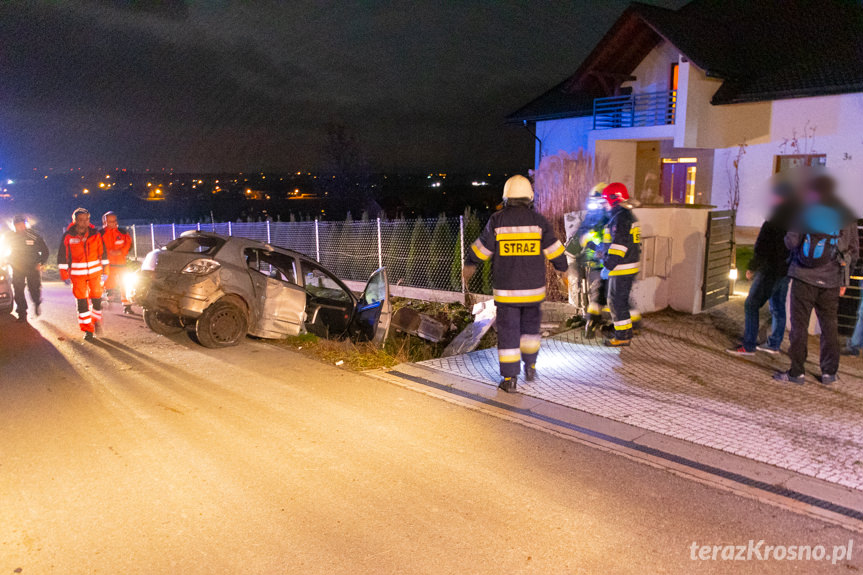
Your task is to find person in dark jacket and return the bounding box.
[727,182,795,355]
[464,175,568,393]
[775,174,858,385]
[4,214,49,322]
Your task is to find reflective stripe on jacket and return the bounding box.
[465,205,568,304]
[601,205,641,276]
[58,223,109,281]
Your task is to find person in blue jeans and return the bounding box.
[728,182,795,356]
[843,298,863,356]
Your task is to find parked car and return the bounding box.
[128,232,391,348]
[0,264,12,314]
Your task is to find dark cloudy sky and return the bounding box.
[0,0,683,173]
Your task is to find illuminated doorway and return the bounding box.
[660,157,697,204]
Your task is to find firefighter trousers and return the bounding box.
[496,303,542,378]
[72,274,103,332]
[608,275,636,341]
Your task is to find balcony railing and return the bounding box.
[593,90,676,130]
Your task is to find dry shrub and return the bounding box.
[530,150,610,301]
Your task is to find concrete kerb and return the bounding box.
[370,361,863,534]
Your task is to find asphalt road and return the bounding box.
[0,283,860,574]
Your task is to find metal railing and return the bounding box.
[130,217,496,296]
[593,90,676,130]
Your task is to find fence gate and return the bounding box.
[839,220,863,336]
[702,209,734,310]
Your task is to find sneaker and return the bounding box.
[726,345,755,356]
[83,331,95,341]
[123,305,134,315]
[524,364,536,382]
[498,377,517,393]
[841,346,861,357]
[604,338,631,348]
[773,371,805,384]
[820,373,838,385]
[756,344,780,355]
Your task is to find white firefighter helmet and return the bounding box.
[502,175,534,201]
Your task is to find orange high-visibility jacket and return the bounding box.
[57,223,109,281]
[101,226,133,267]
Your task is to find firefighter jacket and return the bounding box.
[101,226,133,267]
[601,205,641,276]
[466,205,568,305]
[4,229,49,271]
[57,223,109,281]
[566,209,608,270]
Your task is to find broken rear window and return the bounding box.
[167,235,224,255]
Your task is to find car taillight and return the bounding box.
[182,258,221,275]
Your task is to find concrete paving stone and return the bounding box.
[418,297,863,491]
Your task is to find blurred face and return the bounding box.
[14,221,26,232]
[75,213,90,233]
[104,214,118,229]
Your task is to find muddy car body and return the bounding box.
[129,232,390,348]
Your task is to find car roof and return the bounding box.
[179,231,314,264]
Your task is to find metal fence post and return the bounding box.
[196,222,201,231]
[150,223,155,252]
[459,215,466,293]
[376,217,383,269]
[228,221,232,236]
[266,219,271,244]
[132,225,138,261]
[315,219,320,262]
[171,223,176,240]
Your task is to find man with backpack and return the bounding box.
[774,175,858,385]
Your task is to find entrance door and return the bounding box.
[660,159,697,204]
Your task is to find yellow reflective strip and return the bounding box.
[498,353,521,363]
[496,232,542,241]
[608,248,625,257]
[545,244,565,259]
[520,343,541,354]
[609,267,639,276]
[494,293,546,303]
[471,243,491,261]
[614,322,633,331]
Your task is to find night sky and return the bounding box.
[1,1,683,174]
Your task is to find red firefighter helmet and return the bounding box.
[601,182,629,207]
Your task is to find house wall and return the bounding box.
[535,116,593,166]
[621,41,680,95]
[709,92,863,227]
[595,140,638,191]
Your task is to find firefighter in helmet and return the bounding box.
[599,182,642,347]
[565,182,610,338]
[463,175,568,392]
[58,208,109,340]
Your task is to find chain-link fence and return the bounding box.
[130,217,499,296]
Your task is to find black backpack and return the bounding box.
[796,205,842,268]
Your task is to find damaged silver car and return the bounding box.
[128,231,391,348]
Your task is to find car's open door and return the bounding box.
[245,249,307,339]
[352,267,391,345]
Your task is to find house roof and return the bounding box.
[508,0,863,122]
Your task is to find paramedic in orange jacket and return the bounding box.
[100,211,134,313]
[57,208,109,340]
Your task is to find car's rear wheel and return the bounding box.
[143,308,185,336]
[195,300,248,348]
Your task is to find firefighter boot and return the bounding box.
[83,331,94,342]
[584,318,599,339]
[604,337,631,348]
[498,377,517,393]
[524,363,536,382]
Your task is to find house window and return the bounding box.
[670,63,679,91]
[774,154,826,173]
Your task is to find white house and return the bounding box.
[509,0,863,234]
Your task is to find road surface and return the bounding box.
[0,283,859,573]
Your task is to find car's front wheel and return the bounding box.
[143,308,185,336]
[195,300,248,348]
